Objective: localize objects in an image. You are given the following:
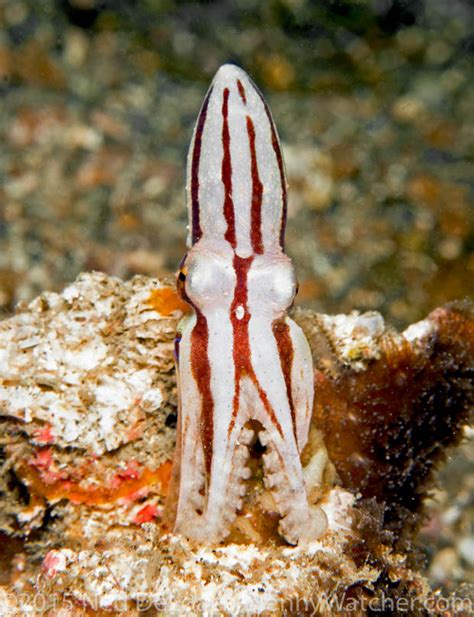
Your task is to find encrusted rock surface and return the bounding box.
[0,272,472,615]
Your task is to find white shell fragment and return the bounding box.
[318,311,391,370]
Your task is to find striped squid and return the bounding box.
[166,64,327,545]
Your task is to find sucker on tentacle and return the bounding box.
[165,64,327,545]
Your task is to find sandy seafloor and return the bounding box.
[0,0,472,596]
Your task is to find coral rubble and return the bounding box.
[0,272,472,615]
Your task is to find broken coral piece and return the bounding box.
[0,272,472,614]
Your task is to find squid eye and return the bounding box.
[177,267,188,299]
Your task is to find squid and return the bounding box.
[165,64,326,545]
